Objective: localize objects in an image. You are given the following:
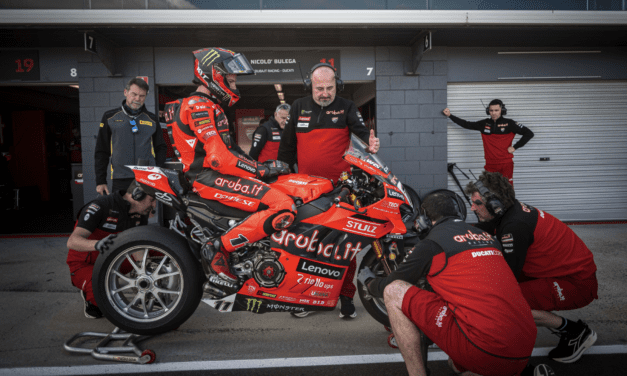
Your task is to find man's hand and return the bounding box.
[95,234,117,254]
[368,129,380,154]
[508,146,516,154]
[442,108,451,117]
[96,184,109,195]
[357,266,376,287]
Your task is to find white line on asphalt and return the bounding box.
[2,345,627,375]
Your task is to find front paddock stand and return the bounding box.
[64,327,156,364]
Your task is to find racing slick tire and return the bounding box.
[93,225,204,335]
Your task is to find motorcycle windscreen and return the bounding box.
[343,134,391,180]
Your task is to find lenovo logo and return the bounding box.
[296,259,345,280]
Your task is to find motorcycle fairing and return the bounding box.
[302,203,395,239]
[270,222,370,266]
[129,166,177,195]
[270,174,334,204]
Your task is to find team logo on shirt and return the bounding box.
[501,233,513,242]
[484,125,491,134]
[140,120,152,126]
[191,111,209,119]
[332,117,338,123]
[297,123,309,128]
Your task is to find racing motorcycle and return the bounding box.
[93,134,421,335]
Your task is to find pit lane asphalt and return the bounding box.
[0,224,626,376]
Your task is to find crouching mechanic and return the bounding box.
[358,191,543,376]
[66,182,156,318]
[165,47,295,287]
[465,171,598,364]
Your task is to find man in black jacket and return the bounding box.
[249,104,290,162]
[443,99,533,185]
[95,77,167,195]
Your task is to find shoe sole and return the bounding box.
[552,329,597,363]
[338,312,357,319]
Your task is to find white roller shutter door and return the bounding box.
[446,81,627,222]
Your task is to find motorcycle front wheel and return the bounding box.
[93,226,204,335]
[357,249,394,327]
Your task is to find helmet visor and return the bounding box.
[223,53,255,75]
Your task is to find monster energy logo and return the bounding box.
[202,49,221,65]
[246,298,262,313]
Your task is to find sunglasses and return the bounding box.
[472,199,485,206]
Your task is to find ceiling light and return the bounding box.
[274,84,282,92]
[280,100,285,104]
[277,92,284,100]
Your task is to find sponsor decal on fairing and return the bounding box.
[296,259,345,280]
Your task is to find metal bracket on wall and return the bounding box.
[406,30,432,76]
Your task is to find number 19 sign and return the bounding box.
[0,50,40,81]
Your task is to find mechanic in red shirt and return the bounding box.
[358,191,545,376]
[249,104,290,162]
[164,48,295,290]
[443,99,534,185]
[466,171,598,364]
[66,182,156,318]
[277,63,380,319]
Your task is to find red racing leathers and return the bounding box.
[66,192,147,305]
[368,218,536,375]
[165,92,295,252]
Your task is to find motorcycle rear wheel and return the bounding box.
[93,226,204,335]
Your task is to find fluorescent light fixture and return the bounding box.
[274,84,282,91]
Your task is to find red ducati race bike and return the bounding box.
[93,135,421,335]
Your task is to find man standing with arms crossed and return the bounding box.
[278,63,380,319]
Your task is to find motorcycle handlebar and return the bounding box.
[334,187,351,205]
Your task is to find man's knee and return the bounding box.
[383,280,411,307]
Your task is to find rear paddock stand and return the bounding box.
[64,327,156,364]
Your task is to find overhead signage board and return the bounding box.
[238,50,340,84]
[0,50,41,81]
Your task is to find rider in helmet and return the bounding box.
[165,48,295,289]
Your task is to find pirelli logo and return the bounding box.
[140,120,152,126]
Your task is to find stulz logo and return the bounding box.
[387,189,404,201]
[296,259,345,280]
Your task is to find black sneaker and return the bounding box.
[81,290,103,319]
[338,296,357,319]
[548,320,597,363]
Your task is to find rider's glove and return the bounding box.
[256,160,290,179]
[95,234,117,254]
[357,267,376,288]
